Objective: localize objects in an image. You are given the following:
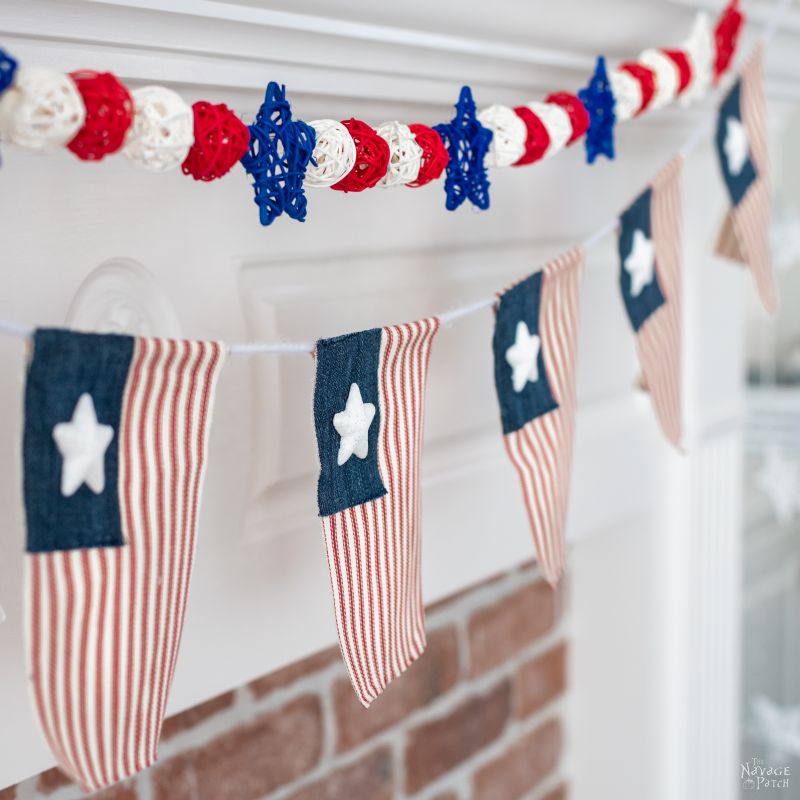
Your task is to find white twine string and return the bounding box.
[0,0,789,358]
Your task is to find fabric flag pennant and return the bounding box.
[23,329,225,792]
[313,318,439,707]
[714,45,776,313]
[617,156,683,447]
[492,248,584,587]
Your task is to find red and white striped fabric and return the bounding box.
[715,45,776,313]
[636,157,684,447]
[26,337,225,792]
[316,319,439,707]
[494,249,585,587]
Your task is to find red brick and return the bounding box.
[334,626,460,752]
[542,783,568,800]
[468,581,557,676]
[429,794,459,800]
[152,695,323,800]
[161,690,236,740]
[514,642,567,718]
[0,786,15,800]
[36,767,72,793]
[284,747,393,800]
[92,782,138,800]
[473,718,562,800]
[404,681,511,793]
[249,647,339,698]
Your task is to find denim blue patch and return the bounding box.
[24,328,134,553]
[314,328,388,517]
[716,80,757,208]
[618,187,666,332]
[493,272,559,435]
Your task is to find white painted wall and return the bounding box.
[0,0,796,794]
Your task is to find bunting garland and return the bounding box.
[0,0,785,790]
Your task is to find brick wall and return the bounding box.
[3,563,568,800]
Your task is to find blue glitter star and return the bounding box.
[578,56,616,164]
[240,82,316,226]
[434,86,493,211]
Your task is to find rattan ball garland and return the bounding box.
[123,86,194,172]
[0,7,744,223]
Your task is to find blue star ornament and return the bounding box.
[578,56,616,164]
[434,86,493,211]
[618,187,665,331]
[716,79,757,207]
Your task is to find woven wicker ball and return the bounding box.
[123,86,194,172]
[304,119,356,188]
[477,104,526,167]
[67,70,134,161]
[638,50,680,110]
[525,101,571,158]
[681,13,713,105]
[182,101,249,182]
[376,120,422,187]
[0,66,85,153]
[608,69,643,121]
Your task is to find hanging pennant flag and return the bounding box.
[714,45,776,313]
[23,329,225,792]
[313,319,439,707]
[492,248,584,587]
[618,156,683,447]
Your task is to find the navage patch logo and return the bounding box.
[741,756,791,790]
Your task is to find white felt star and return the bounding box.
[748,695,800,762]
[333,383,376,466]
[505,321,541,393]
[756,446,800,524]
[52,393,114,497]
[624,229,656,297]
[724,116,750,177]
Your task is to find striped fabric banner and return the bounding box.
[24,331,225,792]
[618,157,683,448]
[314,319,439,706]
[715,45,776,313]
[492,249,584,586]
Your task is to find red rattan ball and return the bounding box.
[331,118,390,193]
[512,106,550,166]
[406,124,449,188]
[182,101,250,182]
[545,92,590,145]
[67,71,133,161]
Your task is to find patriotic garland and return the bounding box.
[0,1,744,226]
[0,0,787,791]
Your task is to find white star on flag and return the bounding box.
[505,321,541,393]
[723,115,749,176]
[624,229,656,297]
[52,392,114,497]
[333,382,376,466]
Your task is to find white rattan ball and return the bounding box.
[376,120,422,187]
[609,69,643,121]
[477,104,526,167]
[526,101,571,158]
[122,86,194,172]
[639,49,680,110]
[0,66,85,153]
[681,12,713,106]
[304,119,356,188]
